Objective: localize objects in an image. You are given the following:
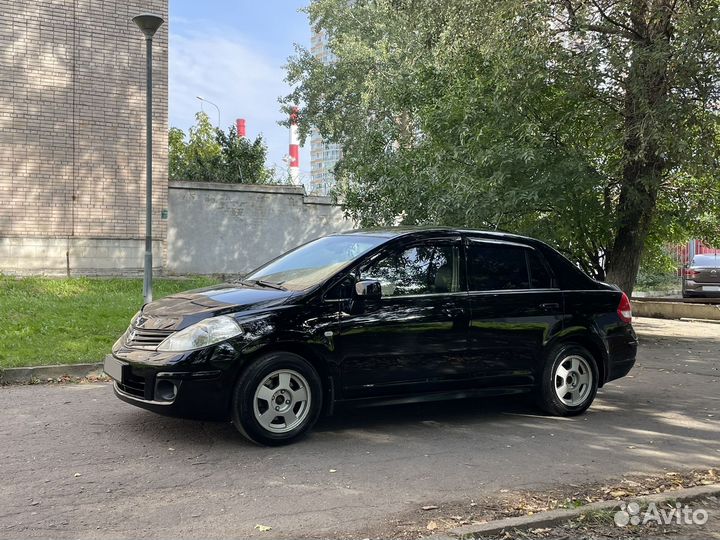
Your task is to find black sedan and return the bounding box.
[105,228,637,445]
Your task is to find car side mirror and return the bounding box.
[355,280,382,300]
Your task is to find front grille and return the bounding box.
[117,370,146,398]
[126,328,173,350]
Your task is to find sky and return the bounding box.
[169,0,312,181]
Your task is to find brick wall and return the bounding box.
[0,0,168,274]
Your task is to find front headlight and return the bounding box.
[157,315,242,352]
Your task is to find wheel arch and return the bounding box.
[231,342,335,415]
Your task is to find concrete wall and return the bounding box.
[0,237,163,275]
[633,300,720,321]
[0,0,168,275]
[167,181,356,275]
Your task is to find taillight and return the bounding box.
[683,268,699,279]
[617,292,632,323]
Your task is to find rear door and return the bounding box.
[464,239,564,387]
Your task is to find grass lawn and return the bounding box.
[0,276,222,369]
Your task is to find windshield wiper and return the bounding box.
[242,279,287,291]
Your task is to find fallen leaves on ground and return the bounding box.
[375,468,717,540]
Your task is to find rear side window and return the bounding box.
[527,250,554,288]
[466,243,529,291]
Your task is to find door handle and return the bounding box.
[442,307,465,318]
[539,302,560,311]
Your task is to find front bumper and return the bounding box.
[112,378,228,420]
[104,349,238,420]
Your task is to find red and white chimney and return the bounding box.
[289,106,300,185]
[235,118,246,138]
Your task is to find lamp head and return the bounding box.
[132,14,164,38]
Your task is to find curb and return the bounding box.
[0,362,104,385]
[446,483,720,539]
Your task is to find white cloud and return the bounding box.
[169,24,309,178]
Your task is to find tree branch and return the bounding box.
[560,0,642,41]
[589,0,645,40]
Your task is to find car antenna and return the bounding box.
[494,213,504,231]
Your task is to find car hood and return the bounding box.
[138,284,295,331]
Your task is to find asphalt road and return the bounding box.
[1,318,719,539]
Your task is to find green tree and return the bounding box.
[215,125,275,184]
[185,111,223,181]
[284,0,720,293]
[169,111,276,184]
[168,127,188,181]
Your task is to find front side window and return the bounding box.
[466,242,530,291]
[245,235,386,291]
[361,242,458,297]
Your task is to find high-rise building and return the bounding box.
[309,29,342,196]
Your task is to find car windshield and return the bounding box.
[692,254,720,267]
[244,235,386,291]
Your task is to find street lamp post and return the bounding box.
[196,95,221,126]
[132,13,164,304]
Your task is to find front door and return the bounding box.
[334,237,469,398]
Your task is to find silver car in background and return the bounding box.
[682,253,720,298]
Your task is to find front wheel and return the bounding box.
[231,352,323,446]
[537,344,599,416]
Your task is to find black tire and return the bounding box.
[536,343,599,416]
[231,352,323,446]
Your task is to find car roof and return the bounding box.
[336,226,539,243]
[333,226,601,290]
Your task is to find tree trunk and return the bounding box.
[604,0,673,295]
[604,164,660,294]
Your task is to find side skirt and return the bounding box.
[334,386,534,410]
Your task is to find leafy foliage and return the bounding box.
[284,0,720,292]
[170,112,277,184]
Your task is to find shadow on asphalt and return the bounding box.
[105,392,541,448]
[315,393,539,432]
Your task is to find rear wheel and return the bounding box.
[231,352,322,445]
[537,344,598,416]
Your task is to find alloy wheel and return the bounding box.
[553,355,593,407]
[253,369,311,433]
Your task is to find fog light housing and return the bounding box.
[155,379,178,402]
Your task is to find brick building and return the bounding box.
[0,0,168,275]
